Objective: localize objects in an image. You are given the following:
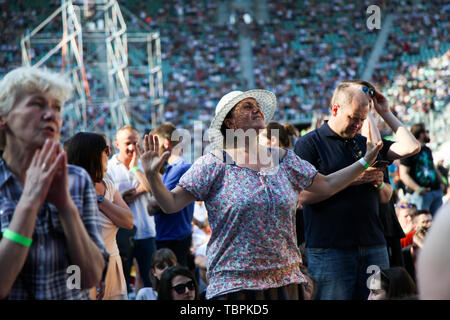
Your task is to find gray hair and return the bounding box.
[0,67,73,149]
[0,66,73,116]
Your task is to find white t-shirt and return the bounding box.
[193,201,208,223]
[136,287,158,300]
[107,154,156,239]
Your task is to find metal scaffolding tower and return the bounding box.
[20,0,164,140]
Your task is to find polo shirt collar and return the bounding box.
[111,154,126,166]
[320,121,358,141]
[319,121,341,138]
[166,156,185,170]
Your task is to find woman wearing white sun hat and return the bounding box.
[140,89,382,300]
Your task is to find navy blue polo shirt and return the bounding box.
[294,122,392,249]
[154,157,194,242]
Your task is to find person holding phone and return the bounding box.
[294,80,421,300]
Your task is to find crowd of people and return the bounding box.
[1,0,448,148]
[0,66,449,302]
[0,0,450,303]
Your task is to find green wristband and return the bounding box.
[377,182,385,190]
[3,228,32,247]
[358,158,370,169]
[130,166,139,173]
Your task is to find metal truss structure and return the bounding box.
[20,0,164,140]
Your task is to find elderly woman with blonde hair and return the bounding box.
[0,67,107,300]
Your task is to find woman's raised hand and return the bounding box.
[141,134,170,178]
[364,120,383,165]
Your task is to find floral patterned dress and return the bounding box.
[178,148,318,299]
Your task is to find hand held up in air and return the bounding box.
[141,134,171,178]
[372,89,390,115]
[363,120,383,165]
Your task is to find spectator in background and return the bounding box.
[396,202,417,248]
[402,225,429,283]
[157,266,198,301]
[368,267,417,300]
[136,248,178,300]
[443,185,450,204]
[413,209,433,231]
[107,125,156,295]
[399,123,446,216]
[0,67,107,299]
[436,159,448,188]
[400,208,432,249]
[259,121,299,149]
[396,202,416,235]
[147,123,194,268]
[417,203,450,299]
[65,132,134,300]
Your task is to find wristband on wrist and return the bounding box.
[377,182,385,190]
[130,166,139,173]
[358,157,370,169]
[2,228,32,247]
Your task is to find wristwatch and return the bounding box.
[97,195,105,203]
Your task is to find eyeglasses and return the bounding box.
[172,280,195,294]
[362,86,375,97]
[396,204,413,209]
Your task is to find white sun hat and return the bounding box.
[208,89,277,149]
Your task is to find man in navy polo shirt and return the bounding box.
[147,123,194,267]
[294,80,420,300]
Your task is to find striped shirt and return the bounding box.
[0,158,108,300]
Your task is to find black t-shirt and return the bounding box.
[400,145,440,190]
[294,122,390,249]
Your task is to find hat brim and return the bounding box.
[209,89,277,150]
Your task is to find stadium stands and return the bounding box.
[0,0,448,148]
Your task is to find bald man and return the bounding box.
[417,203,450,299]
[107,126,156,295]
[294,80,420,300]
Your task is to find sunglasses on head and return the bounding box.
[172,280,195,294]
[396,204,413,209]
[362,86,375,97]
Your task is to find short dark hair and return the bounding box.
[266,121,299,149]
[410,123,427,139]
[157,266,198,300]
[380,267,417,300]
[65,132,107,183]
[150,122,180,148]
[150,248,178,291]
